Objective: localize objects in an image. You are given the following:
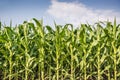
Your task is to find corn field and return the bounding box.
[0,18,120,80]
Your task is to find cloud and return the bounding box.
[47,0,120,26]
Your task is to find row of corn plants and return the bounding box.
[0,19,120,80]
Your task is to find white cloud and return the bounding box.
[47,0,120,26]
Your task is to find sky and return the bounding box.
[0,0,120,27]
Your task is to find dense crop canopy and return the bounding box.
[0,19,120,80]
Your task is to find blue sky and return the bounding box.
[0,0,120,27]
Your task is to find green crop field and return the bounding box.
[0,18,120,80]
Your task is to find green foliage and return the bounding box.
[0,19,120,80]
